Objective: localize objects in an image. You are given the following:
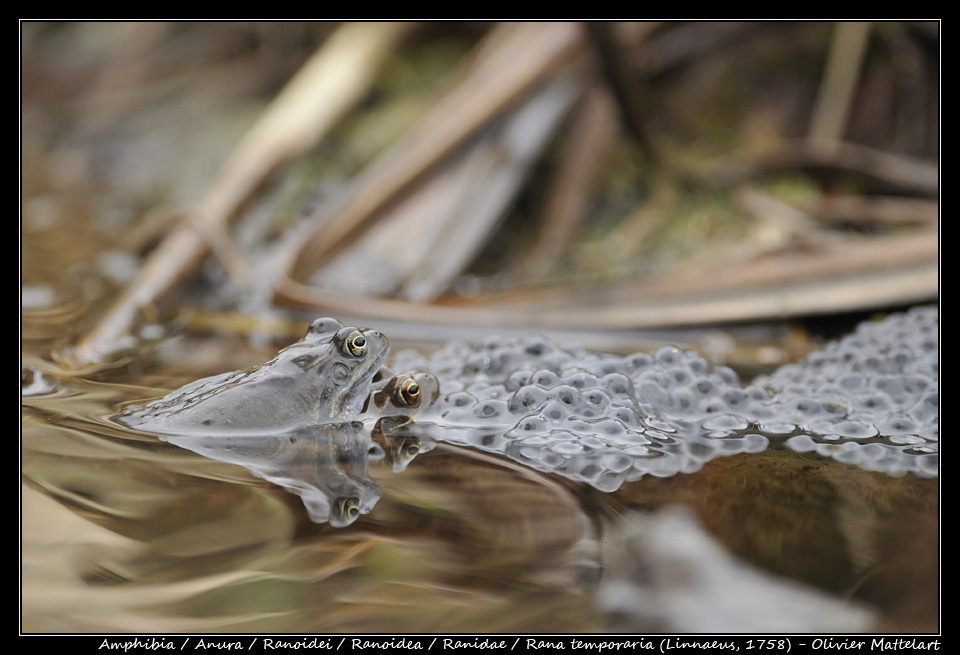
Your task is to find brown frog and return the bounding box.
[363,367,440,472]
[118,318,390,436]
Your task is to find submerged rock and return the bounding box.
[597,506,877,633]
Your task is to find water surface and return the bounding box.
[21,312,938,633]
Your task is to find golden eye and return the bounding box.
[340,329,367,357]
[395,375,421,406]
[339,497,360,521]
[402,438,420,459]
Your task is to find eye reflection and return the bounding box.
[371,416,434,472]
[337,497,361,523]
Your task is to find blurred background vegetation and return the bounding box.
[21,21,939,368]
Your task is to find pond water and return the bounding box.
[21,305,939,634]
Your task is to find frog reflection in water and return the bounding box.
[119,318,415,527]
[167,422,382,527]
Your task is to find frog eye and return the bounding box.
[401,437,420,459]
[338,497,361,522]
[340,329,368,357]
[394,375,421,406]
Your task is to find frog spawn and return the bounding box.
[391,306,939,490]
[756,305,938,477]
[391,336,774,491]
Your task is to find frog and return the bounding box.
[361,367,440,472]
[118,318,390,436]
[365,366,440,417]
